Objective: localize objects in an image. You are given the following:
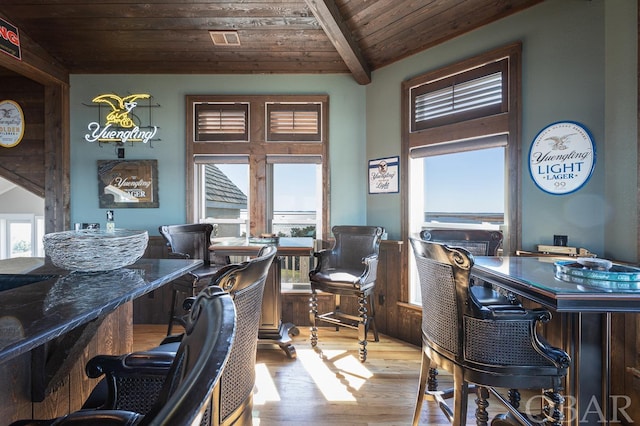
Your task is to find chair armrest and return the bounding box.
[159,334,183,345]
[84,351,176,414]
[167,251,190,259]
[86,351,175,378]
[35,410,142,425]
[360,254,379,282]
[470,308,571,368]
[181,286,226,312]
[479,306,548,322]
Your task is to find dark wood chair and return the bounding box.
[419,228,518,306]
[160,223,230,335]
[81,245,277,426]
[409,237,570,426]
[9,286,236,426]
[309,225,384,362]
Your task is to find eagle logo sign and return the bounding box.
[545,134,575,151]
[92,93,150,128]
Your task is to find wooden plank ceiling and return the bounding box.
[0,0,543,85]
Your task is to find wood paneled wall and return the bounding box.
[1,303,132,424]
[0,74,46,197]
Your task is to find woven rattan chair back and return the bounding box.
[409,237,570,426]
[141,289,236,426]
[212,245,277,425]
[419,228,503,257]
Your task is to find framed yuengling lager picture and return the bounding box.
[97,159,159,208]
[368,156,399,194]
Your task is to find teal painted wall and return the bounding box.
[69,75,366,236]
[366,0,637,260]
[69,0,637,260]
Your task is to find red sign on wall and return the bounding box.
[0,18,21,61]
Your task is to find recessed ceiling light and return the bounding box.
[209,31,240,46]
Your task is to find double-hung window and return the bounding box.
[402,43,522,305]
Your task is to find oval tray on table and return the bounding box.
[554,258,640,291]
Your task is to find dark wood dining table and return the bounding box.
[210,237,315,358]
[472,256,640,426]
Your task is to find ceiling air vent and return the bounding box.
[209,31,240,46]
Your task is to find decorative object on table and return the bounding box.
[554,258,640,290]
[368,156,399,194]
[248,235,279,245]
[97,159,159,208]
[43,229,148,272]
[536,244,595,257]
[106,210,115,232]
[528,121,596,195]
[0,99,25,148]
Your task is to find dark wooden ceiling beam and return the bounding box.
[304,0,370,85]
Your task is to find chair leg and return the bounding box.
[167,287,178,336]
[452,366,469,426]
[334,294,341,331]
[543,389,565,426]
[366,293,379,342]
[475,385,490,426]
[412,350,430,426]
[507,389,520,410]
[427,367,438,392]
[309,291,318,347]
[357,293,369,362]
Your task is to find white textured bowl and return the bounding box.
[43,229,148,272]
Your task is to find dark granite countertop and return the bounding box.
[0,258,202,363]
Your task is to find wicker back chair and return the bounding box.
[419,228,503,257]
[10,288,236,426]
[409,237,570,426]
[78,245,276,426]
[159,223,230,335]
[309,225,384,362]
[212,244,276,425]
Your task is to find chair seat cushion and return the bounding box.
[310,272,376,296]
[470,285,514,305]
[311,268,369,286]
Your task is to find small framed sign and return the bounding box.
[528,121,596,195]
[368,156,399,194]
[98,159,159,208]
[0,100,25,148]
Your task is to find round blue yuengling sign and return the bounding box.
[528,121,596,195]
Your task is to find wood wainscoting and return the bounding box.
[137,238,423,347]
[1,303,132,424]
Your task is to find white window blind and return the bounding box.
[411,59,507,131]
[266,103,321,141]
[195,103,249,141]
[414,72,502,123]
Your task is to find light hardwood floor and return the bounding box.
[134,325,510,425]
